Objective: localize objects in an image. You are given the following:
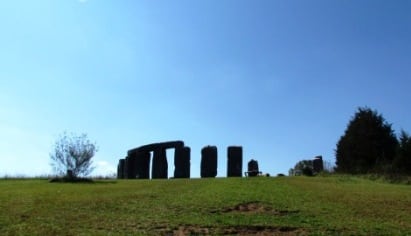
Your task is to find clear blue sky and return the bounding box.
[1,0,410,177]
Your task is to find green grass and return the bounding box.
[0,176,410,235]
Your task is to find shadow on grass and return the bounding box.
[159,225,306,235]
[49,177,117,184]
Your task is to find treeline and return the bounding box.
[336,107,411,175]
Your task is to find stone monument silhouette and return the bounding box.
[118,141,249,179]
[313,155,324,173]
[200,146,218,178]
[119,141,189,179]
[227,146,243,177]
[246,159,260,177]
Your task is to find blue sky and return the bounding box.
[1,0,410,177]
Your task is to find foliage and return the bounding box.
[50,132,98,178]
[393,130,411,175]
[302,166,314,176]
[335,107,398,174]
[289,160,314,176]
[0,177,410,235]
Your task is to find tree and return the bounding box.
[50,132,98,178]
[335,107,398,174]
[290,160,314,176]
[393,130,411,175]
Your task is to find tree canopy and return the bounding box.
[393,131,411,175]
[50,132,98,178]
[335,107,398,174]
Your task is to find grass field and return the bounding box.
[0,176,410,235]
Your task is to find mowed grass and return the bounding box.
[0,176,410,235]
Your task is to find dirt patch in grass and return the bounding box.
[211,201,300,216]
[161,225,306,235]
[170,225,209,235]
[221,226,306,235]
[49,177,94,183]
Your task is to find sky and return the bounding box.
[1,0,410,177]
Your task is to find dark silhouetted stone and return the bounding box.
[124,141,186,179]
[123,156,129,178]
[126,151,151,179]
[125,155,137,179]
[201,146,218,178]
[117,159,125,179]
[152,148,168,179]
[227,146,243,177]
[128,141,184,156]
[313,155,324,173]
[174,146,191,178]
[247,159,259,177]
[135,151,151,179]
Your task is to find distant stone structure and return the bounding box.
[227,146,243,177]
[125,154,138,179]
[117,141,250,179]
[134,151,151,179]
[174,146,191,178]
[201,146,218,178]
[313,155,324,173]
[118,141,186,179]
[152,148,167,179]
[246,159,260,177]
[117,159,125,179]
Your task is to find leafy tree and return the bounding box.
[290,160,314,176]
[335,107,398,174]
[50,132,98,178]
[393,130,411,175]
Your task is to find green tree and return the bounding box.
[393,130,411,175]
[335,107,398,174]
[50,132,98,178]
[290,160,314,176]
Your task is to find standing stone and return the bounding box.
[125,155,137,179]
[174,147,191,178]
[126,141,186,179]
[313,155,324,173]
[152,148,168,179]
[123,156,129,179]
[247,159,259,177]
[135,151,151,179]
[117,159,125,179]
[201,146,218,178]
[227,146,243,177]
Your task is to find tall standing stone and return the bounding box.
[227,146,243,177]
[135,151,151,179]
[117,159,125,179]
[125,141,186,179]
[313,155,324,173]
[123,156,129,178]
[152,148,168,179]
[201,146,218,178]
[174,146,191,178]
[126,155,137,179]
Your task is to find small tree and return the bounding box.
[335,107,398,174]
[50,132,98,178]
[291,160,314,176]
[393,130,411,175]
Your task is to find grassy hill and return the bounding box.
[0,176,410,235]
